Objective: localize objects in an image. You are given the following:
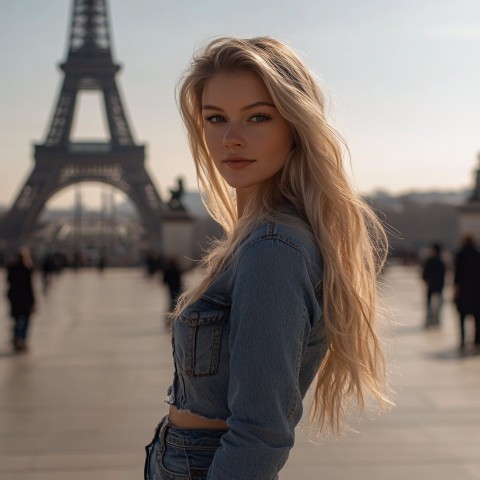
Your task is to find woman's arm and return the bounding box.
[207,238,319,480]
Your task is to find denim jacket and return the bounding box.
[166,211,326,479]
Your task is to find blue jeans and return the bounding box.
[12,314,31,345]
[144,416,228,480]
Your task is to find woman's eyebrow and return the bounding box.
[202,101,276,111]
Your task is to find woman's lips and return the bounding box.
[223,157,255,169]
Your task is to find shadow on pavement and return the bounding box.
[426,347,480,361]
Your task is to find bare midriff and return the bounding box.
[168,405,228,429]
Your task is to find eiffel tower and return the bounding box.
[0,0,164,250]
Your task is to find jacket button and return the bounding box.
[190,312,199,320]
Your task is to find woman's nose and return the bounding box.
[223,123,246,150]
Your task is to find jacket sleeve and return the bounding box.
[207,238,317,480]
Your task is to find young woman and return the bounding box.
[145,36,391,480]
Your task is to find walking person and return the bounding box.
[6,247,36,352]
[145,37,392,479]
[454,234,480,350]
[162,256,183,312]
[422,242,446,327]
[40,252,56,293]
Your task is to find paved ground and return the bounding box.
[0,264,479,479]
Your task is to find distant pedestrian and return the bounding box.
[422,243,446,327]
[6,247,36,352]
[454,234,480,350]
[144,250,160,278]
[162,256,183,312]
[97,252,107,272]
[41,252,56,293]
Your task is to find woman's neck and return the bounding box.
[235,188,253,219]
[236,198,245,219]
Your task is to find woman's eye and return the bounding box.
[205,115,225,124]
[250,114,271,123]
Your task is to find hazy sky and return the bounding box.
[1,0,480,209]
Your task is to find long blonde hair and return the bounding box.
[175,36,392,433]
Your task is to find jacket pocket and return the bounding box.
[173,300,227,377]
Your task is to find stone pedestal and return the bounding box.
[162,210,196,270]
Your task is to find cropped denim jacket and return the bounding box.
[166,211,326,480]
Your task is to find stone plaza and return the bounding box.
[0,264,479,479]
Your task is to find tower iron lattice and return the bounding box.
[0,0,164,250]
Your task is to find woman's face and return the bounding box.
[201,70,294,203]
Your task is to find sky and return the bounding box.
[1,0,480,209]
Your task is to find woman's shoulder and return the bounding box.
[237,210,323,276]
[245,210,316,247]
[202,211,323,306]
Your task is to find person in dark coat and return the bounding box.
[162,256,183,312]
[422,242,446,327]
[6,247,36,352]
[41,252,56,293]
[454,234,480,349]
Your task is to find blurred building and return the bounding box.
[458,155,480,240]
